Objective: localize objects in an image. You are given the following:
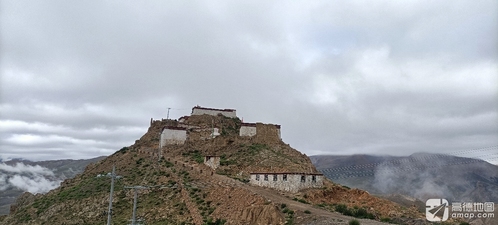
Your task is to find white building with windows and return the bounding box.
[191,106,236,118]
[249,172,323,193]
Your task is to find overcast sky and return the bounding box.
[1,0,497,163]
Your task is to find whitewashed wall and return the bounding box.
[249,173,323,193]
[212,128,220,137]
[204,156,220,170]
[191,108,236,118]
[160,128,187,146]
[239,126,257,137]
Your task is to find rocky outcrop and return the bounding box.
[238,205,285,225]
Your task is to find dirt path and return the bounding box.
[210,173,388,225]
[245,183,387,224]
[175,158,389,225]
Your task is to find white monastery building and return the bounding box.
[239,123,281,139]
[191,106,237,118]
[239,123,257,137]
[249,172,324,193]
[160,126,187,147]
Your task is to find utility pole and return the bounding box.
[166,107,171,119]
[106,165,121,225]
[158,131,162,160]
[124,186,149,225]
[123,185,166,225]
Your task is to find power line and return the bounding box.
[106,165,121,225]
[124,186,148,225]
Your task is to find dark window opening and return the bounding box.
[283,174,287,181]
[264,174,268,181]
[273,175,277,181]
[256,174,260,181]
[301,175,306,183]
[312,175,316,183]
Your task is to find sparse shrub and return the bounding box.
[284,209,295,225]
[334,204,374,219]
[167,180,177,186]
[349,219,360,225]
[164,160,174,168]
[183,150,204,163]
[118,147,129,153]
[304,210,311,214]
[459,223,470,225]
[335,204,348,213]
[204,218,226,225]
[247,143,267,155]
[220,158,236,166]
[297,199,309,204]
[355,208,374,219]
[281,203,287,209]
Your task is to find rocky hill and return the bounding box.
[1,109,429,225]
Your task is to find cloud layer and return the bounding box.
[0,163,62,193]
[1,0,497,161]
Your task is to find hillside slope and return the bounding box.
[2,113,426,225]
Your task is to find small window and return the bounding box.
[283,174,287,181]
[264,174,268,181]
[312,175,316,183]
[301,175,306,183]
[273,174,277,181]
[256,174,260,181]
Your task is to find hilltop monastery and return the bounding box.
[156,106,323,193]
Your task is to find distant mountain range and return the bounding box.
[0,156,105,215]
[311,153,498,203]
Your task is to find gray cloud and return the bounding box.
[0,162,54,176]
[1,0,497,161]
[0,162,62,193]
